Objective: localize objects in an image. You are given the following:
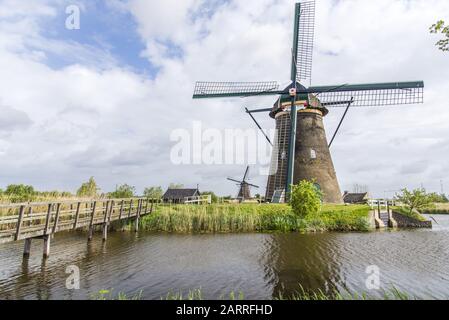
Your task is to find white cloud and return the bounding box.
[0,0,448,197]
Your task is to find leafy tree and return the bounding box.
[144,186,163,199]
[290,180,323,218]
[4,184,36,203]
[109,184,136,199]
[395,188,435,214]
[169,183,184,189]
[76,177,99,198]
[430,20,449,51]
[201,191,218,203]
[427,192,449,203]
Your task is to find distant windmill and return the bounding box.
[227,166,259,202]
[193,1,424,203]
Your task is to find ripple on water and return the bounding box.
[0,218,449,300]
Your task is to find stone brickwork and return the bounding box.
[392,211,432,228]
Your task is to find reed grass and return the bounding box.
[94,286,415,300]
[91,289,143,300]
[139,204,370,234]
[275,285,413,300]
[421,203,449,214]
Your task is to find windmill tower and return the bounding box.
[227,166,259,202]
[193,1,424,203]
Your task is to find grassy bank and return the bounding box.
[391,206,428,221]
[422,203,449,215]
[139,204,371,233]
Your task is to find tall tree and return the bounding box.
[4,184,36,202]
[143,186,163,199]
[430,20,449,51]
[109,184,135,199]
[76,177,99,198]
[395,188,434,214]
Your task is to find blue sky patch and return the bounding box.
[38,0,158,77]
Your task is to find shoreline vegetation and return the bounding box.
[139,204,372,233]
[422,204,449,215]
[92,286,417,301]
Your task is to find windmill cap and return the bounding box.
[269,82,328,118]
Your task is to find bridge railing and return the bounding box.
[0,198,159,244]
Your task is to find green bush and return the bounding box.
[290,180,322,218]
[3,184,36,203]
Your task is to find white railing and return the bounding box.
[184,195,212,205]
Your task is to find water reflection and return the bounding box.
[0,216,448,300]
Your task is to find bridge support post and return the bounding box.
[43,235,51,258]
[23,238,32,257]
[88,202,97,242]
[135,199,141,232]
[88,226,94,241]
[102,224,108,241]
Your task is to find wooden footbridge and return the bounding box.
[0,198,158,258]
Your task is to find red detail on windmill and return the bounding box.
[289,88,297,97]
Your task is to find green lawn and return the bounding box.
[139,203,371,233]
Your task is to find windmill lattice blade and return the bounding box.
[309,81,424,107]
[247,183,260,189]
[243,166,250,181]
[294,1,316,84]
[227,178,242,184]
[193,81,280,99]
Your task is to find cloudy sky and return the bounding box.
[0,0,448,198]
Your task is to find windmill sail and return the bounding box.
[292,1,316,84]
[193,81,280,99]
[308,81,424,107]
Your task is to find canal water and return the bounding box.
[0,215,448,300]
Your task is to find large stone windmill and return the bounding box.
[193,1,424,203]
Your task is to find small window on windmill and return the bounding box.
[310,149,317,159]
[281,150,286,160]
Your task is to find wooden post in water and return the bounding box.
[43,235,51,258]
[88,201,97,241]
[23,238,32,257]
[44,204,52,236]
[108,200,114,223]
[73,202,81,230]
[102,201,110,241]
[135,199,141,232]
[52,203,61,234]
[15,205,26,241]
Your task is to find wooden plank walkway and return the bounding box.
[0,198,157,258]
